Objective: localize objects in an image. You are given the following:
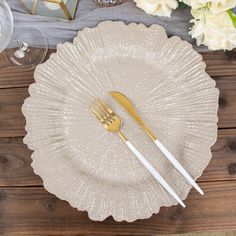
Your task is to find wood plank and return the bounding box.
[0,50,34,88]
[0,50,235,89]
[0,88,28,137]
[216,76,236,128]
[0,49,54,89]
[0,129,235,186]
[0,67,34,89]
[202,50,236,77]
[0,76,236,138]
[0,138,40,186]
[164,233,236,236]
[201,129,236,182]
[0,181,236,234]
[1,232,236,236]
[202,49,236,61]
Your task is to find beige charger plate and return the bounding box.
[22,21,219,222]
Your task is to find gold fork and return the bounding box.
[90,98,185,208]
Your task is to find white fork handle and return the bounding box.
[154,139,204,195]
[126,140,185,208]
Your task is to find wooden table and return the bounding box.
[0,49,236,235]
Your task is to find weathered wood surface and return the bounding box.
[0,49,235,234]
[0,76,235,138]
[0,50,236,89]
[0,88,28,137]
[202,50,236,77]
[0,181,236,235]
[0,129,235,187]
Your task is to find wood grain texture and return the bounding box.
[2,232,235,236]
[202,129,236,181]
[0,181,236,235]
[164,233,236,236]
[0,67,34,89]
[0,48,235,234]
[216,76,236,128]
[0,50,235,89]
[168,233,236,236]
[0,129,235,186]
[0,88,28,137]
[0,49,34,89]
[0,138,40,186]
[0,49,54,89]
[202,50,236,77]
[0,76,235,138]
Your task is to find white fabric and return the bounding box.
[8,0,208,51]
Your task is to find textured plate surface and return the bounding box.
[22,21,219,222]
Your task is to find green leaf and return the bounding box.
[227,9,236,28]
[178,1,188,10]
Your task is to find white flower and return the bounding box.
[134,0,178,17]
[210,0,236,14]
[180,0,236,14]
[189,11,236,50]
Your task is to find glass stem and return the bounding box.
[15,40,28,52]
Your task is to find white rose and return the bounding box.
[134,0,178,17]
[180,0,236,14]
[189,11,236,50]
[180,0,206,5]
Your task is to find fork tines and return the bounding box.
[90,99,114,122]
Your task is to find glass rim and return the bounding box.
[0,0,14,52]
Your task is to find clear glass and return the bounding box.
[94,0,127,7]
[5,26,48,70]
[0,0,14,53]
[0,0,48,70]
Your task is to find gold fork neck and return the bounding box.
[118,131,128,142]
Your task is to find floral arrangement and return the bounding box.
[134,0,236,50]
